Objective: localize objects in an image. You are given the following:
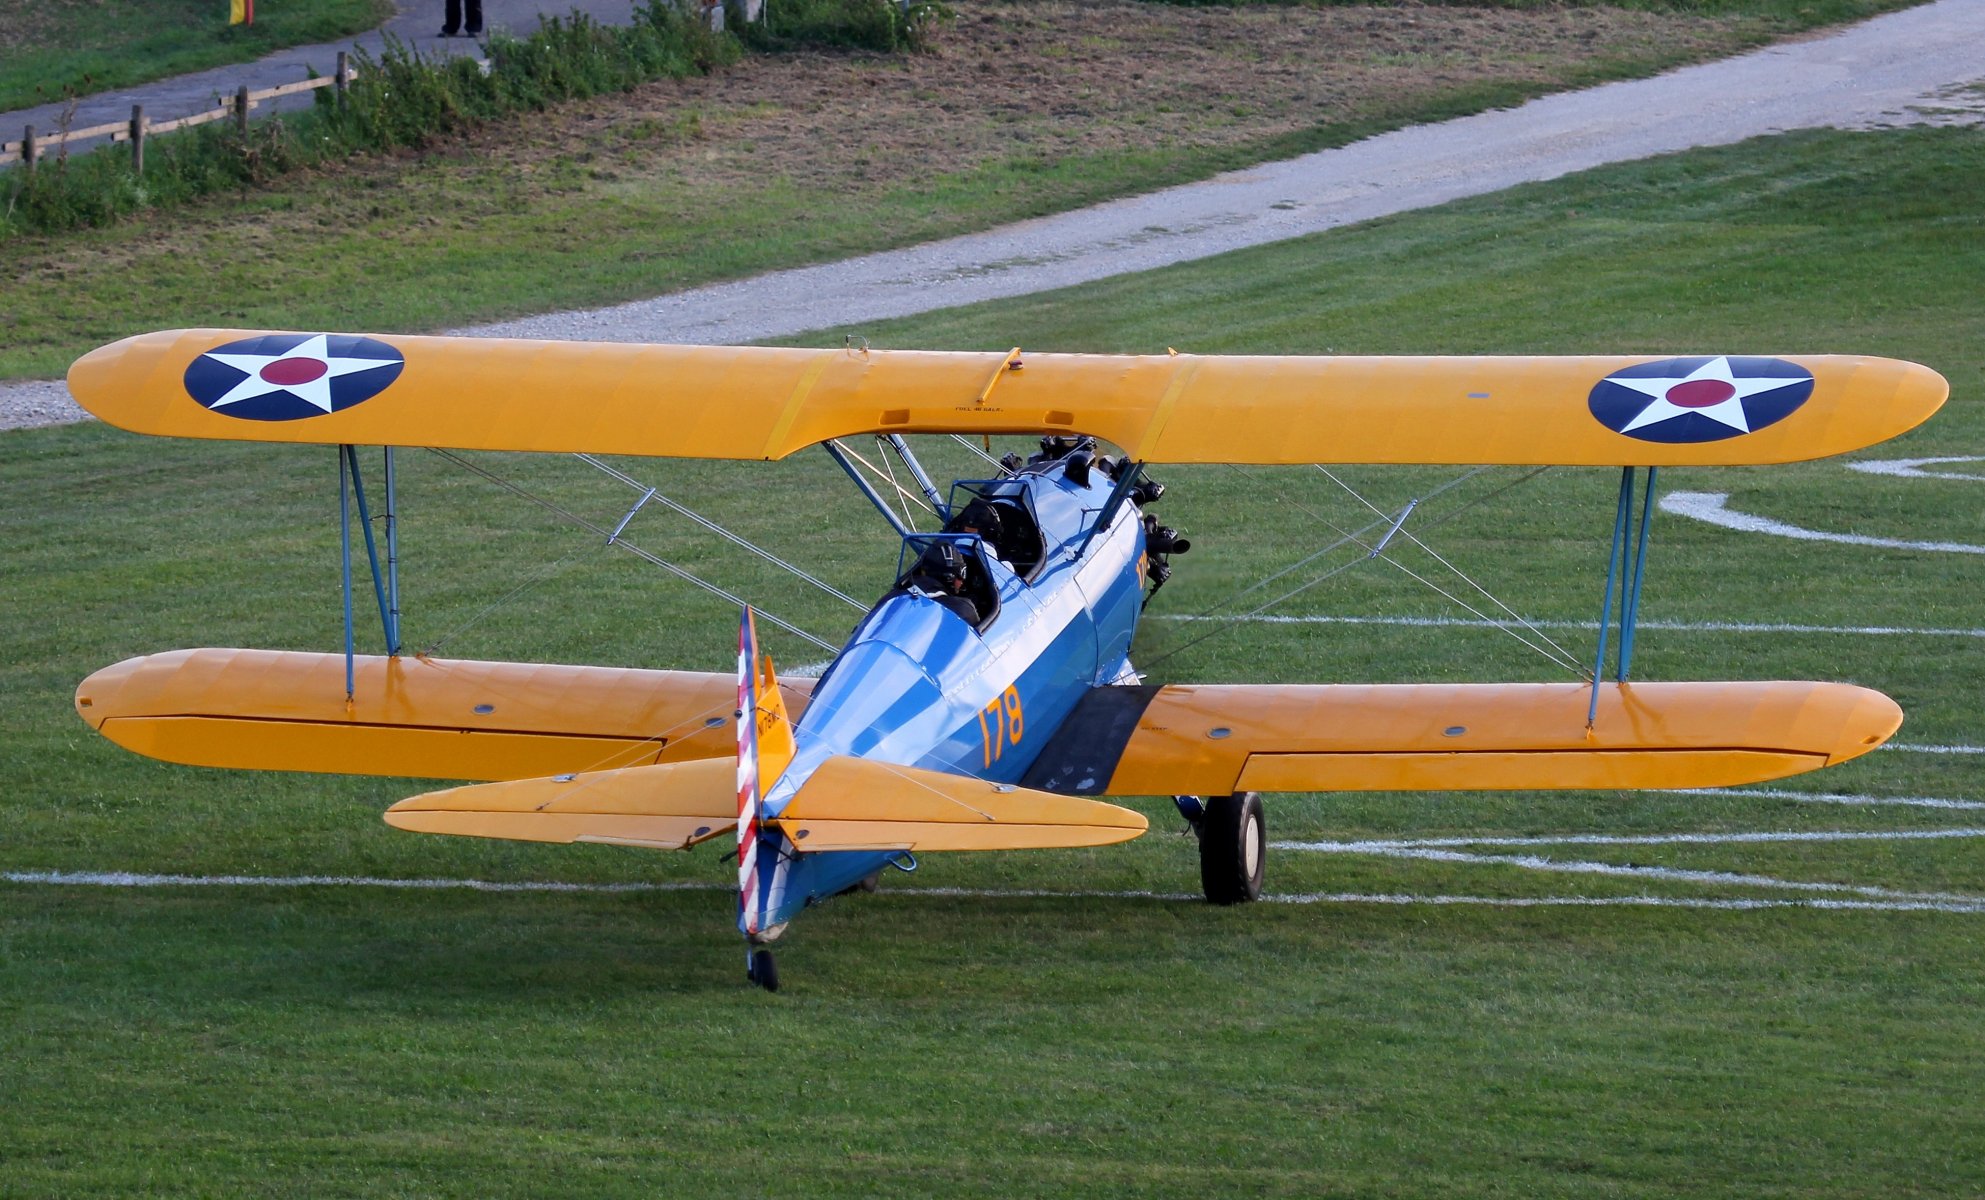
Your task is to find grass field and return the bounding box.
[0,0,394,114]
[4,125,1983,1195]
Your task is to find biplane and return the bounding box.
[67,331,1946,989]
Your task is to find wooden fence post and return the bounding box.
[335,52,349,110]
[130,105,145,175]
[21,125,33,176]
[236,85,250,135]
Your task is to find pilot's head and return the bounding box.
[917,542,968,593]
[955,498,1003,541]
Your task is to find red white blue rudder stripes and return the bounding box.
[736,607,766,937]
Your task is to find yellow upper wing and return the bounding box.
[69,329,1945,466]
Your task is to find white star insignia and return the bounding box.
[1602,356,1809,436]
[199,334,396,414]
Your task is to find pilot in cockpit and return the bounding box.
[906,542,980,626]
[946,498,1007,565]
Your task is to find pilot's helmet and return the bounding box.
[956,498,1003,539]
[916,541,967,586]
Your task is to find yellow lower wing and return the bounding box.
[385,755,1148,853]
[76,648,813,781]
[1024,680,1901,796]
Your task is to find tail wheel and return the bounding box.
[1199,791,1265,905]
[747,948,781,993]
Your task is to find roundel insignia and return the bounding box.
[183,333,404,422]
[1588,355,1814,444]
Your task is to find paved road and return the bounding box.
[0,0,645,152]
[6,0,1982,429]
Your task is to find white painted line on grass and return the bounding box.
[1670,787,1985,811]
[1267,893,1985,914]
[1847,456,1985,482]
[8,872,1983,914]
[1,870,723,893]
[1280,843,1985,907]
[878,887,1985,913]
[1275,828,1985,851]
[1156,613,1985,638]
[1660,491,1985,554]
[1883,743,1985,756]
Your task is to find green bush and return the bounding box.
[735,0,949,52]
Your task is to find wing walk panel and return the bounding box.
[69,329,1947,467]
[1031,680,1901,797]
[76,648,813,781]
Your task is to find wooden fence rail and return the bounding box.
[1,54,358,173]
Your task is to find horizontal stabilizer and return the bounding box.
[771,757,1148,852]
[385,759,735,849]
[385,756,1148,853]
[77,648,812,781]
[1024,680,1902,796]
[70,330,1945,466]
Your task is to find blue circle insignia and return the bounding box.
[183,333,405,422]
[1588,355,1813,444]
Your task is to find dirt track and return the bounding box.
[8,0,1983,430]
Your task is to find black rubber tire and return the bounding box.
[749,948,780,993]
[1199,792,1265,905]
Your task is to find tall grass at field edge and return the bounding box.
[0,0,941,239]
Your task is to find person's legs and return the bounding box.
[441,0,463,35]
[464,0,483,34]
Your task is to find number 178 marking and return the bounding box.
[976,686,1024,768]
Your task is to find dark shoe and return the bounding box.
[438,27,458,36]
[465,26,482,35]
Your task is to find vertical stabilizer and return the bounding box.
[735,607,798,941]
[754,643,796,790]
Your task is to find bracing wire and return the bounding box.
[430,449,840,654]
[416,541,595,659]
[874,435,919,529]
[951,435,1011,474]
[574,453,866,610]
[1143,466,1562,672]
[1312,465,1585,672]
[1172,467,1489,628]
[834,439,934,518]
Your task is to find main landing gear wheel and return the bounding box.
[1198,791,1265,905]
[747,948,780,992]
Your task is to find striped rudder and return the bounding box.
[735,607,764,936]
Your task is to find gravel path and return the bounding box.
[8,0,1982,432]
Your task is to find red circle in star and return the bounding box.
[1665,379,1735,408]
[260,358,329,386]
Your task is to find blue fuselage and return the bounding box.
[743,461,1147,934]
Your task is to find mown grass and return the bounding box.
[3,126,1983,1195]
[0,0,1930,378]
[0,0,394,114]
